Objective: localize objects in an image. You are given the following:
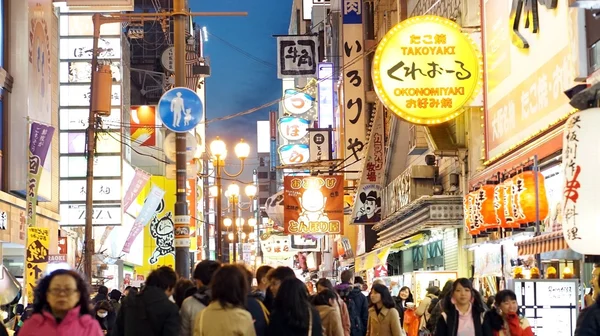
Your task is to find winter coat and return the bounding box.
[366,306,403,336]
[335,283,369,336]
[416,293,437,328]
[194,301,256,336]
[180,286,211,336]
[316,305,344,336]
[114,285,180,336]
[334,296,351,336]
[18,306,103,336]
[266,305,323,336]
[393,297,408,326]
[246,295,269,336]
[575,295,600,336]
[434,305,490,336]
[110,299,121,314]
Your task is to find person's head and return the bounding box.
[124,286,132,296]
[266,266,296,296]
[354,276,365,285]
[312,288,337,306]
[256,265,273,290]
[94,300,112,318]
[193,260,221,287]
[372,279,385,287]
[340,270,354,284]
[495,290,519,316]
[486,296,495,309]
[426,286,440,297]
[440,280,455,299]
[274,278,311,331]
[33,269,92,317]
[109,289,121,301]
[97,285,108,296]
[173,279,196,308]
[443,278,485,313]
[592,264,600,293]
[212,265,248,308]
[129,287,138,295]
[398,286,414,302]
[316,278,334,293]
[370,284,395,309]
[145,266,178,297]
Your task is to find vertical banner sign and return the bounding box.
[276,36,319,79]
[309,129,332,162]
[26,227,49,303]
[26,122,55,227]
[318,62,335,128]
[342,0,367,180]
[270,111,277,172]
[186,178,197,251]
[351,109,385,224]
[122,185,165,253]
[283,175,344,235]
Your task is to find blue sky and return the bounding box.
[191,0,293,181]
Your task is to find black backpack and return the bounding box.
[338,288,362,336]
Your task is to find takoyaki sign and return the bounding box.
[283,175,344,235]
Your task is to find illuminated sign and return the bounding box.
[59,156,122,178]
[59,38,121,60]
[510,0,557,49]
[60,179,122,202]
[60,108,121,130]
[282,89,315,115]
[283,175,344,235]
[317,62,334,128]
[60,62,121,83]
[372,15,481,125]
[278,117,310,141]
[60,84,121,107]
[278,144,310,165]
[59,204,121,226]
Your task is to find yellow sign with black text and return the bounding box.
[25,227,49,303]
[373,15,481,125]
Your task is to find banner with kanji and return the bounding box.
[26,122,55,227]
[25,227,49,303]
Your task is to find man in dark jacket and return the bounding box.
[575,264,600,336]
[335,271,368,336]
[114,266,180,336]
[93,285,109,304]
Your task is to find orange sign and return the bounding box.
[283,175,344,235]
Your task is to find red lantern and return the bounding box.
[463,191,480,235]
[500,179,521,229]
[493,184,506,228]
[478,185,500,231]
[511,171,549,226]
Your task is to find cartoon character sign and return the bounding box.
[297,188,330,225]
[354,186,382,223]
[148,200,175,264]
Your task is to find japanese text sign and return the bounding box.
[561,110,597,254]
[26,227,49,303]
[277,36,319,79]
[372,15,481,125]
[122,168,151,212]
[283,175,344,235]
[26,122,55,227]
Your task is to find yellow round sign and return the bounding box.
[372,15,481,125]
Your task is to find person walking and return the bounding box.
[415,287,439,333]
[193,265,256,336]
[114,266,180,336]
[94,300,116,335]
[433,278,490,336]
[317,278,350,336]
[267,278,323,336]
[173,279,196,309]
[483,290,532,336]
[394,286,414,327]
[181,260,221,336]
[335,270,369,336]
[93,286,109,305]
[266,266,296,298]
[366,284,403,336]
[18,269,103,336]
[239,265,270,336]
[108,289,122,314]
[312,289,345,336]
[428,280,454,334]
[251,265,273,302]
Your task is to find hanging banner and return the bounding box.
[122,168,152,212]
[26,122,55,227]
[309,128,332,162]
[25,227,49,303]
[276,36,319,79]
[342,0,367,180]
[283,175,344,235]
[122,185,165,253]
[317,62,335,128]
[351,108,385,224]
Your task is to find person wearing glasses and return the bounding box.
[18,269,104,336]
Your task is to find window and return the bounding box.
[259,185,269,192]
[258,172,268,179]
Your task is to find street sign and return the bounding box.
[161,47,174,72]
[157,87,203,133]
[163,132,197,162]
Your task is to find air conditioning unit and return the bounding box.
[408,125,429,155]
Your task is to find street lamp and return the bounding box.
[209,137,251,262]
[224,182,256,263]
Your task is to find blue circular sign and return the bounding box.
[158,87,204,133]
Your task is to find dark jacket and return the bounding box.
[114,286,180,336]
[575,296,600,336]
[95,311,116,334]
[93,293,108,304]
[393,297,408,326]
[335,283,368,336]
[267,305,323,336]
[247,295,269,336]
[434,305,491,336]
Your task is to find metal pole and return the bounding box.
[232,196,237,263]
[255,171,261,263]
[215,161,223,262]
[173,0,190,278]
[203,158,210,260]
[533,155,542,272]
[84,14,101,284]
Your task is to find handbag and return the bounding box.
[418,312,432,336]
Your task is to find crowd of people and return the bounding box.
[8,261,600,335]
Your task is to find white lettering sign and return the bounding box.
[59,204,121,226]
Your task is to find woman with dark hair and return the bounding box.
[94,300,116,334]
[173,279,196,308]
[366,284,402,336]
[434,278,491,336]
[18,269,103,336]
[483,290,532,336]
[428,280,454,333]
[193,265,256,336]
[316,278,350,336]
[93,286,109,304]
[394,286,414,327]
[267,278,323,336]
[312,289,344,336]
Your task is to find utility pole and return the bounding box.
[85,9,246,283]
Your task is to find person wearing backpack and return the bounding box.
[180,260,221,336]
[415,286,439,334]
[428,280,454,334]
[335,271,369,336]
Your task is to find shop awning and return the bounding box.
[514,231,568,256]
[354,247,391,272]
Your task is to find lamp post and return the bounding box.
[209,137,250,262]
[225,183,256,263]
